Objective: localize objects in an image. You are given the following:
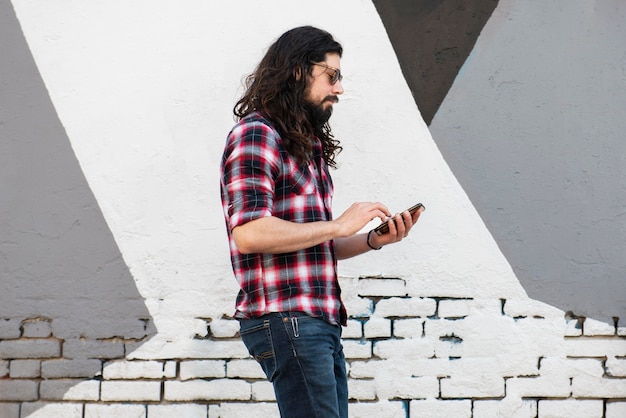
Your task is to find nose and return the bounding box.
[332,79,344,95]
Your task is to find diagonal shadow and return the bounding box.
[377,0,625,324]
[0,0,156,410]
[373,0,500,125]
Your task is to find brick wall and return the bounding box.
[1,277,625,418]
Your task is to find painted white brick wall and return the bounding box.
[164,379,251,402]
[410,399,472,418]
[250,381,275,402]
[0,292,624,417]
[84,404,146,418]
[100,381,161,402]
[147,404,207,418]
[179,360,225,380]
[102,360,170,379]
[606,402,626,418]
[3,1,625,417]
[22,403,84,418]
[9,360,40,378]
[472,399,537,418]
[538,399,604,418]
[40,380,100,401]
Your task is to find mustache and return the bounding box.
[324,95,339,104]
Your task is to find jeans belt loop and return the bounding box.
[291,316,300,338]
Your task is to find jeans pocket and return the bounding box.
[239,318,277,381]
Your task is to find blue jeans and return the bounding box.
[239,312,348,418]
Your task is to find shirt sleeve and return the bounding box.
[221,120,281,230]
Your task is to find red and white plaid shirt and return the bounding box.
[220,112,346,325]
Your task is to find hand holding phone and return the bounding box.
[374,202,424,235]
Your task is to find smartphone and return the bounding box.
[374,202,425,235]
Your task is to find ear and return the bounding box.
[293,66,302,80]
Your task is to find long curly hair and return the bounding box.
[234,26,343,168]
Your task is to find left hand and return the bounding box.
[369,206,424,248]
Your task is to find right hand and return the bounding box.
[334,202,390,237]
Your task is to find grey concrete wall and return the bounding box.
[427,0,626,322]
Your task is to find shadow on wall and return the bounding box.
[0,0,155,390]
[373,0,500,125]
[374,0,626,325]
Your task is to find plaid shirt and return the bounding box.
[220,112,346,326]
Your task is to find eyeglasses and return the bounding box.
[310,61,343,85]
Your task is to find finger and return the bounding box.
[392,213,406,238]
[400,211,412,236]
[376,203,391,218]
[368,210,386,224]
[370,204,390,223]
[400,213,412,237]
[413,206,425,221]
[386,215,398,236]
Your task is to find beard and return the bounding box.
[303,96,336,131]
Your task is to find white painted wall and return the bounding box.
[12,0,525,357]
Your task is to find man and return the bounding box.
[220,26,423,418]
